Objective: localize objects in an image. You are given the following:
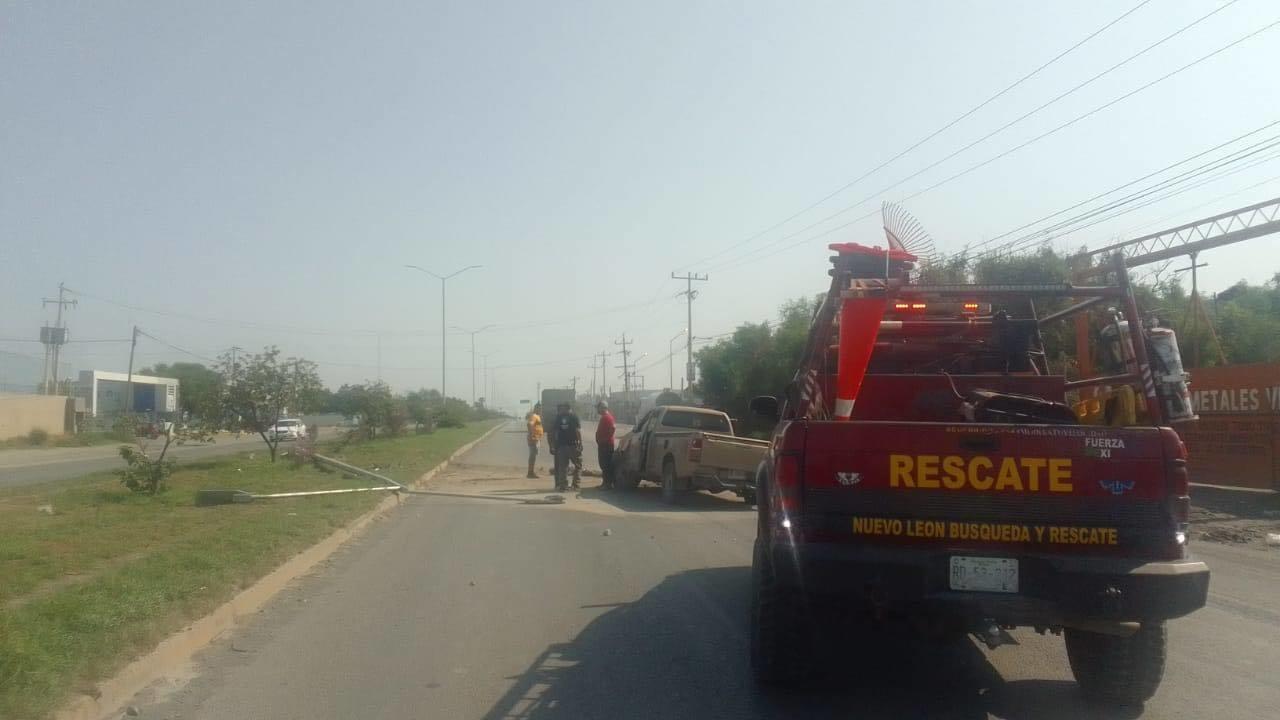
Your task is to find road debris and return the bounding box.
[195,486,401,506]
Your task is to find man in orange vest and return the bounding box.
[525,403,544,479]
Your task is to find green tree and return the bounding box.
[114,416,215,494]
[216,347,324,461]
[332,382,396,438]
[139,362,223,420]
[405,388,444,430]
[696,296,817,426]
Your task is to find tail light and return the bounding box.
[891,302,928,313]
[769,424,806,541]
[1161,429,1191,556]
[687,436,703,463]
[962,302,979,313]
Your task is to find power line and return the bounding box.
[135,329,219,363]
[684,0,1155,269]
[991,156,1280,258]
[0,338,131,343]
[63,282,678,340]
[62,286,388,338]
[712,15,1280,272]
[978,135,1280,259]
[968,120,1280,253]
[1119,170,1280,237]
[703,0,1237,272]
[975,130,1280,258]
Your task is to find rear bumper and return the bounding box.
[692,468,756,493]
[769,542,1209,625]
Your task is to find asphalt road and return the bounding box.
[137,421,1280,719]
[0,434,316,489]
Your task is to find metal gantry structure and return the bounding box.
[1075,196,1280,274]
[1071,196,1280,374]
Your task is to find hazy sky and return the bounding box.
[4,0,1280,410]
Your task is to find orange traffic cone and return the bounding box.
[828,243,916,420]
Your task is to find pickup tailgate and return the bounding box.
[801,421,1178,559]
[693,432,770,475]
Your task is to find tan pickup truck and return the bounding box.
[613,405,769,504]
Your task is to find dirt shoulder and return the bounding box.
[1191,484,1280,549]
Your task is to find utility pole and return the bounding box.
[570,376,579,397]
[481,351,499,407]
[1174,252,1210,368]
[614,334,633,404]
[293,358,301,415]
[668,328,687,391]
[41,283,77,394]
[671,272,708,398]
[228,345,244,386]
[126,326,139,414]
[588,357,600,400]
[597,351,610,401]
[376,334,382,383]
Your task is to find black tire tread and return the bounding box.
[1065,622,1167,705]
[661,459,678,504]
[750,540,815,687]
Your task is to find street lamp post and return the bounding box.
[668,328,687,391]
[451,324,494,407]
[481,351,501,408]
[405,264,481,399]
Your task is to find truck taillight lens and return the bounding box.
[687,437,703,463]
[771,452,804,540]
[1162,429,1191,552]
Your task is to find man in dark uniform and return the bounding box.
[549,401,582,491]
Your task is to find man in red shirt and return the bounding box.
[595,400,617,489]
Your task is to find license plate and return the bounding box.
[949,556,1018,593]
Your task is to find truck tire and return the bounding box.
[1065,622,1167,705]
[616,470,641,490]
[661,458,678,504]
[750,539,814,688]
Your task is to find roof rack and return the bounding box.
[895,283,1124,298]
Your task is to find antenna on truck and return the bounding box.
[882,202,938,263]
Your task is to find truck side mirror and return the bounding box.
[749,395,779,420]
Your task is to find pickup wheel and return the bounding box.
[1065,622,1167,705]
[750,539,814,688]
[616,470,641,490]
[660,458,678,505]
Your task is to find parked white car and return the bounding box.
[269,418,305,441]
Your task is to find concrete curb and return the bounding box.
[54,421,507,720]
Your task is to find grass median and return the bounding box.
[0,421,500,720]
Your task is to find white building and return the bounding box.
[74,370,179,417]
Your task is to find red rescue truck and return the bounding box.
[748,245,1208,705]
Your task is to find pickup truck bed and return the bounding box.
[615,405,769,504]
